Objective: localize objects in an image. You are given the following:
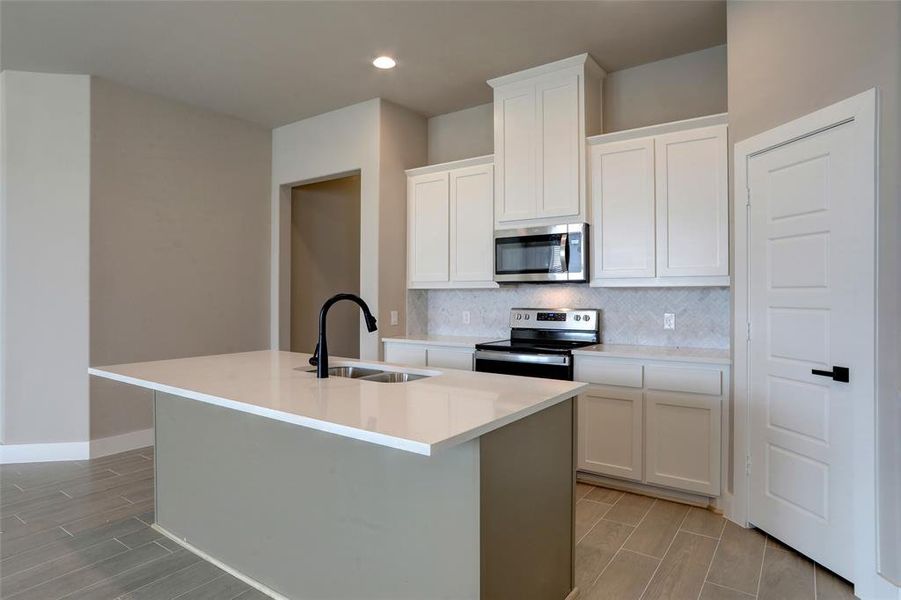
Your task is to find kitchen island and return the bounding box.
[90,350,586,600]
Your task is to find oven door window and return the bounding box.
[495,234,565,275]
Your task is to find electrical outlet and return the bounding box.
[462,311,471,325]
[390,310,399,326]
[664,313,675,330]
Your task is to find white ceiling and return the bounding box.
[0,1,726,127]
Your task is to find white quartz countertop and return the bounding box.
[572,344,731,365]
[89,350,585,456]
[381,335,499,348]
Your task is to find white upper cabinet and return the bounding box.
[590,138,656,279]
[655,125,729,278]
[588,114,730,287]
[407,171,450,285]
[450,163,495,284]
[489,54,605,228]
[406,156,497,289]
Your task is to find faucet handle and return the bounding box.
[309,342,320,366]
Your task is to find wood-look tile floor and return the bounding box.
[0,451,858,600]
[0,448,266,600]
[575,482,858,600]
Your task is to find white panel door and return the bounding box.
[655,125,728,277]
[450,164,494,284]
[536,73,580,218]
[494,83,537,223]
[578,387,643,481]
[645,391,721,495]
[590,138,656,279]
[748,120,868,580]
[407,172,449,284]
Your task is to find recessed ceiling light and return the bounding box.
[372,56,397,70]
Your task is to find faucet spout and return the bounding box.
[310,293,378,378]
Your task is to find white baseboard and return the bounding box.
[0,428,154,464]
[0,440,90,464]
[90,428,154,459]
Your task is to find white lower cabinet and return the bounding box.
[383,341,473,371]
[644,391,721,495]
[383,343,427,367]
[426,347,473,370]
[578,386,643,481]
[576,355,728,497]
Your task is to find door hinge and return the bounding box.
[745,454,752,476]
[746,322,752,342]
[746,186,751,207]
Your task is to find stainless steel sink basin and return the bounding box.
[300,365,430,383]
[301,366,383,378]
[359,372,428,383]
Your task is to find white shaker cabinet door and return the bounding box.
[644,390,721,495]
[578,387,643,482]
[536,72,581,219]
[655,125,728,277]
[494,82,537,223]
[590,138,656,279]
[450,164,494,284]
[407,172,450,285]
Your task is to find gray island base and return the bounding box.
[153,391,576,600]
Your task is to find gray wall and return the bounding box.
[425,45,727,164]
[0,71,91,445]
[90,78,271,440]
[427,103,493,164]
[290,175,361,357]
[604,44,727,132]
[727,0,901,584]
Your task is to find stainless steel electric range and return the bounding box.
[473,308,600,381]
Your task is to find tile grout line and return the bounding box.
[697,528,723,600]
[588,498,660,592]
[111,553,204,599]
[4,536,134,582]
[3,540,138,598]
[58,544,187,600]
[755,534,768,598]
[637,508,692,600]
[575,489,625,545]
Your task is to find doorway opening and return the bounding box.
[290,174,361,358]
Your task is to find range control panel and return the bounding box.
[510,308,599,331]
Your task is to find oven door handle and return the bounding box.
[474,350,570,366]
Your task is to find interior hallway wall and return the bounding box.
[425,45,728,164]
[0,71,91,445]
[727,0,901,587]
[90,77,271,440]
[290,175,361,358]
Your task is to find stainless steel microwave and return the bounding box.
[494,223,589,283]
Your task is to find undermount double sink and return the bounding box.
[302,365,429,383]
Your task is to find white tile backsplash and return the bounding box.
[407,285,730,349]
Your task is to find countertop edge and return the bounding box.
[570,346,731,365]
[381,336,496,348]
[88,366,586,456]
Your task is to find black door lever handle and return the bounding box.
[811,366,850,383]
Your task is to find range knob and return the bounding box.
[515,313,522,320]
[584,315,591,322]
[524,314,530,320]
[574,315,582,321]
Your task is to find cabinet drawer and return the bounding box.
[383,343,427,367]
[645,365,721,396]
[574,359,643,388]
[427,348,473,371]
